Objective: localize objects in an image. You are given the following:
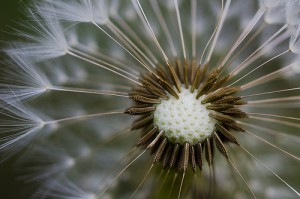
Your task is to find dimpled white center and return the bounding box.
[153,87,215,145]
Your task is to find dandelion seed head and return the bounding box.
[154,88,215,145]
[1,0,300,198]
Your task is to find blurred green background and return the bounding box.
[0,1,24,40]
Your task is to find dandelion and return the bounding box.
[1,0,300,198]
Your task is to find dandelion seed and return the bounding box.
[6,9,68,62]
[1,0,300,199]
[0,54,50,106]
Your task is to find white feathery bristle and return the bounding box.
[93,0,109,25]
[0,101,44,159]
[35,175,98,199]
[259,0,286,8]
[260,0,300,25]
[69,61,88,81]
[263,0,287,24]
[67,29,80,47]
[42,0,93,23]
[41,58,88,85]
[109,0,120,17]
[265,187,295,199]
[16,144,75,182]
[289,24,300,54]
[160,0,183,11]
[44,61,69,85]
[291,59,300,74]
[0,54,50,105]
[286,0,300,25]
[123,1,137,22]
[7,10,68,62]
